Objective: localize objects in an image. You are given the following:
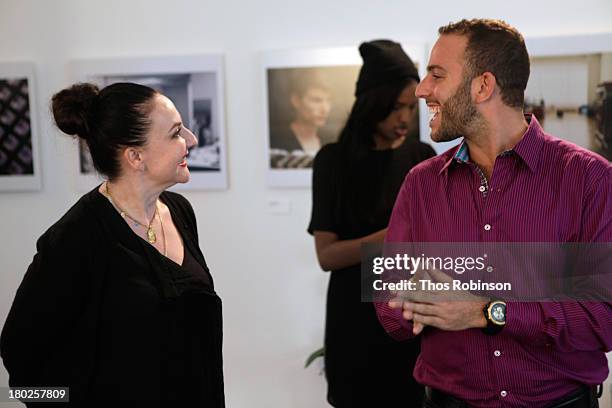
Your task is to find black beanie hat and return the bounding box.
[355,39,420,97]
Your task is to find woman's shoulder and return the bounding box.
[37,189,102,251]
[160,190,192,211]
[401,137,436,155]
[160,191,196,223]
[314,142,341,167]
[317,142,340,156]
[160,191,200,242]
[391,139,437,169]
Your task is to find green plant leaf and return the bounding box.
[304,346,325,368]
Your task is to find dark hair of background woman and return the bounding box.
[51,82,158,180]
[335,78,417,213]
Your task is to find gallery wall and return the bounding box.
[1,0,611,407]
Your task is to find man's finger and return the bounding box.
[388,298,403,309]
[404,286,443,303]
[404,301,440,317]
[428,268,454,283]
[394,289,418,302]
[413,313,445,329]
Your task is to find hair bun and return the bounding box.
[51,82,100,139]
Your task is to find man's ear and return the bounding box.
[472,72,497,104]
[123,147,145,172]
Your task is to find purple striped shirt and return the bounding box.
[376,115,612,407]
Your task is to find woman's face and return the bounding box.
[291,87,332,128]
[139,94,197,188]
[374,81,419,147]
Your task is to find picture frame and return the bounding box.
[0,62,41,191]
[70,54,228,191]
[524,32,612,161]
[262,43,428,188]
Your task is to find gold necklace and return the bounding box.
[157,203,167,257]
[104,182,159,244]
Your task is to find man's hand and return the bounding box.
[388,268,488,335]
[388,297,427,335]
[399,300,487,331]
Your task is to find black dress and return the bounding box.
[0,187,224,407]
[308,138,436,407]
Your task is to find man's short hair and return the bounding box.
[439,19,530,108]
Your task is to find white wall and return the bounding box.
[527,56,589,107]
[1,1,611,407]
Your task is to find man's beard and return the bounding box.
[434,76,482,142]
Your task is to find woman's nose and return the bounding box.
[184,128,198,148]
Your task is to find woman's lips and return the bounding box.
[395,128,408,138]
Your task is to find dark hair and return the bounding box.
[335,78,416,220]
[338,78,414,158]
[438,19,530,108]
[51,82,158,179]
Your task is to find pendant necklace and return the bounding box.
[104,182,158,244]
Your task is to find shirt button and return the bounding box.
[484,224,491,231]
[487,266,494,273]
[494,350,501,357]
[479,185,486,192]
[501,390,508,397]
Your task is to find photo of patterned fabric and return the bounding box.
[0,78,33,175]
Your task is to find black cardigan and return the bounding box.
[1,187,224,407]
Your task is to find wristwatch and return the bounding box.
[482,300,506,335]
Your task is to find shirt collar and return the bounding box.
[439,113,545,179]
[439,143,461,177]
[512,114,546,173]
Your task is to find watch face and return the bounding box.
[491,303,506,324]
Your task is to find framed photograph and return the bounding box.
[525,32,612,161]
[71,54,227,190]
[0,62,41,191]
[263,44,427,188]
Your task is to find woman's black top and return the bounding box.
[0,187,224,407]
[308,138,436,407]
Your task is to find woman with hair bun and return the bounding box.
[0,82,224,407]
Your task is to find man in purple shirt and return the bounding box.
[375,19,611,408]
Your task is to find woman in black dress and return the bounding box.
[308,40,436,407]
[1,82,224,407]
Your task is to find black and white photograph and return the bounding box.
[190,98,221,171]
[72,55,227,190]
